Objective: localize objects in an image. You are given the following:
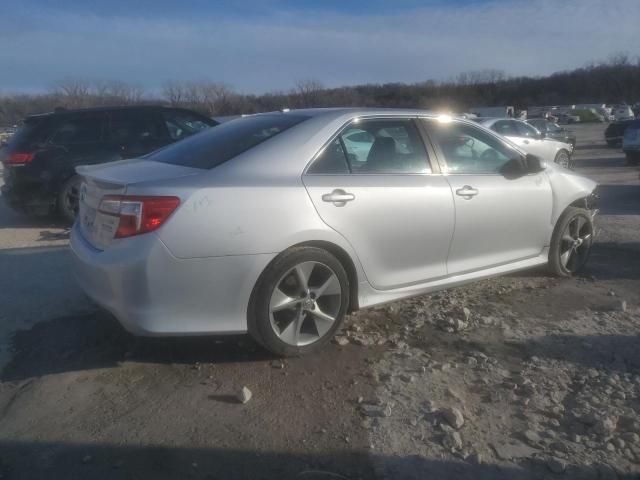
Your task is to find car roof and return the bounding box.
[26,104,205,120]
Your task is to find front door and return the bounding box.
[303,117,455,290]
[424,119,553,275]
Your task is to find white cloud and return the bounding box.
[1,0,638,93]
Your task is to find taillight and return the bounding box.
[98,195,180,238]
[5,152,35,165]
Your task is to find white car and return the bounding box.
[477,118,574,169]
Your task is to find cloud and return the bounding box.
[0,0,638,93]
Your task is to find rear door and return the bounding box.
[303,117,455,290]
[424,119,552,275]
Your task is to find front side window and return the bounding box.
[109,111,166,145]
[150,114,309,169]
[49,114,105,145]
[514,121,540,138]
[163,110,216,141]
[428,121,518,174]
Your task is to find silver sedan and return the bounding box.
[70,109,598,356]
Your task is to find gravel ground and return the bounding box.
[0,123,638,479]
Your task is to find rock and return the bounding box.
[238,386,252,404]
[550,441,569,454]
[594,416,617,436]
[357,396,364,404]
[334,336,350,346]
[399,374,415,383]
[547,456,567,474]
[443,431,463,450]
[523,430,541,445]
[613,438,626,449]
[621,432,639,444]
[441,407,464,429]
[605,442,616,452]
[361,404,392,418]
[491,441,539,460]
[619,301,627,312]
[270,360,284,369]
[462,307,471,321]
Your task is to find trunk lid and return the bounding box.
[76,159,202,250]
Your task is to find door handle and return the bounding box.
[322,189,355,207]
[455,185,479,199]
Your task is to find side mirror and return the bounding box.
[500,158,527,179]
[525,153,545,173]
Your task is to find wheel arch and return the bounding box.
[249,240,361,318]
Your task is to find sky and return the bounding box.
[0,0,638,94]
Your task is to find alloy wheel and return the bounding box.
[62,178,81,218]
[559,215,593,273]
[556,152,570,169]
[269,261,342,347]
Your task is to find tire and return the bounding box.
[554,149,571,169]
[625,152,640,166]
[549,207,594,277]
[248,246,350,357]
[57,175,82,223]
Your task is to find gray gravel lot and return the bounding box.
[0,122,638,479]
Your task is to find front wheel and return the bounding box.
[554,149,571,169]
[549,207,594,277]
[248,247,350,356]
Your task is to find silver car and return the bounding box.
[477,117,574,169]
[70,109,598,356]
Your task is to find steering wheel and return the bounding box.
[480,148,499,162]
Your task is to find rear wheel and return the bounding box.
[57,175,82,223]
[549,207,593,277]
[554,149,570,169]
[248,247,349,356]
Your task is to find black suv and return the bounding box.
[0,106,217,221]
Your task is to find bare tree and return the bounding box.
[292,79,324,107]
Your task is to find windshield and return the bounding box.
[149,114,309,169]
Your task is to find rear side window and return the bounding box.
[163,110,217,140]
[149,114,309,169]
[49,114,105,145]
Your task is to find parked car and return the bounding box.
[527,119,577,147]
[0,105,218,221]
[554,113,581,125]
[612,105,635,121]
[605,119,635,147]
[476,117,574,168]
[70,108,598,356]
[622,119,640,165]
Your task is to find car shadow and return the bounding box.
[1,439,634,480]
[1,310,278,382]
[574,156,629,168]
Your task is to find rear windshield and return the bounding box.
[7,118,50,149]
[149,114,309,169]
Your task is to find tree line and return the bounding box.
[1,56,640,126]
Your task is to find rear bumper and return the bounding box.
[69,224,276,336]
[1,182,56,214]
